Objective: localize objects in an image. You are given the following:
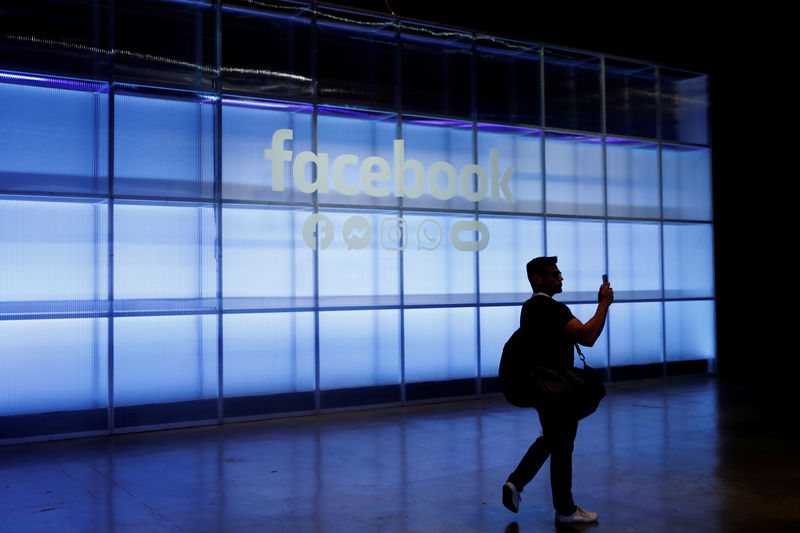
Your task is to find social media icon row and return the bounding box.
[301,214,490,252]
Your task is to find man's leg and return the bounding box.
[539,408,579,516]
[506,415,551,490]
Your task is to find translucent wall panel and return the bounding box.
[114,91,215,198]
[402,213,477,305]
[479,305,519,378]
[404,307,477,383]
[114,314,216,406]
[665,300,715,362]
[222,312,315,396]
[0,318,107,416]
[609,302,663,367]
[544,133,604,216]
[570,303,609,368]
[0,3,107,78]
[400,119,475,211]
[606,141,659,218]
[115,0,216,88]
[400,28,472,118]
[222,99,313,202]
[0,198,108,302]
[662,145,712,221]
[605,59,656,139]
[221,4,314,99]
[477,126,542,213]
[0,79,108,194]
[546,219,606,299]
[663,223,714,299]
[478,216,543,303]
[0,4,716,441]
[475,40,540,125]
[316,109,398,207]
[316,8,397,109]
[222,206,314,308]
[317,209,400,307]
[607,221,662,300]
[319,309,401,389]
[660,69,709,145]
[114,203,216,307]
[544,49,601,133]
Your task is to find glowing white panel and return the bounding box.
[222,206,314,305]
[222,101,313,201]
[317,210,400,306]
[606,141,659,218]
[0,318,107,416]
[609,302,663,366]
[478,216,543,302]
[477,128,542,213]
[0,199,107,301]
[0,81,108,194]
[544,135,603,216]
[114,203,216,300]
[665,300,715,362]
[316,112,398,207]
[663,223,714,298]
[404,307,477,382]
[223,312,315,396]
[114,315,217,406]
[546,219,606,299]
[479,305,519,378]
[319,309,401,389]
[662,145,712,221]
[114,93,215,197]
[402,213,477,305]
[607,221,662,300]
[400,120,474,210]
[570,303,609,368]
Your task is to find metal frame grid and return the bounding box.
[0,0,714,443]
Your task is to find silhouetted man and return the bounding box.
[502,256,613,524]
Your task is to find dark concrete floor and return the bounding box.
[1,376,799,532]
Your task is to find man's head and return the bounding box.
[526,256,563,296]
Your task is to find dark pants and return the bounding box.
[507,406,578,516]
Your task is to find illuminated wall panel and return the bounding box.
[222,312,316,397]
[319,309,401,390]
[404,307,477,384]
[0,319,108,416]
[0,0,713,443]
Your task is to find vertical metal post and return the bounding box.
[106,0,116,435]
[600,55,611,382]
[215,0,224,423]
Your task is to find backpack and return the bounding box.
[498,328,537,408]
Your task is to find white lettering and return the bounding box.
[332,154,360,196]
[460,164,488,202]
[428,161,458,200]
[265,129,515,203]
[293,151,329,194]
[491,149,515,203]
[393,140,425,199]
[263,128,293,191]
[360,156,391,197]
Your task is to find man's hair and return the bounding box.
[526,256,558,290]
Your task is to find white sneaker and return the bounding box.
[502,482,521,513]
[555,504,598,523]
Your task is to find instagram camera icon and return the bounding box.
[380,217,407,251]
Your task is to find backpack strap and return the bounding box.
[575,343,586,367]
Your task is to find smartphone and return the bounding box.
[602,274,608,284]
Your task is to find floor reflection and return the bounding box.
[1,376,798,532]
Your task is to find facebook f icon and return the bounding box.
[302,214,334,250]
